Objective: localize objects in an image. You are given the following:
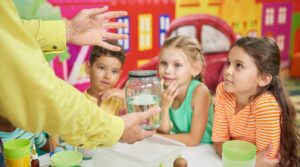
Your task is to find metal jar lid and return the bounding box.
[128,70,157,78]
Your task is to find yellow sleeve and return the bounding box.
[22,19,66,53]
[0,0,124,149]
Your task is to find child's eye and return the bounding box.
[236,63,243,69]
[174,63,182,68]
[159,61,167,66]
[112,70,119,74]
[98,66,105,70]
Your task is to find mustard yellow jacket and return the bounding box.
[0,0,124,148]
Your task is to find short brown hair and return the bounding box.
[90,41,126,66]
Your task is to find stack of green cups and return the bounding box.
[3,139,31,167]
[222,140,257,167]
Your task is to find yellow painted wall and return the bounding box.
[176,0,222,18]
[220,0,262,37]
[175,0,262,37]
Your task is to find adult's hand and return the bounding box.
[120,107,161,144]
[66,6,128,51]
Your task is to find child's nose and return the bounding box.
[104,72,111,79]
[224,66,233,77]
[165,65,173,73]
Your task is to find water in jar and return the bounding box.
[127,94,161,130]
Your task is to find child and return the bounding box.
[157,36,214,146]
[84,41,126,116]
[212,37,299,166]
[0,116,50,154]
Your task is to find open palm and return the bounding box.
[66,6,128,51]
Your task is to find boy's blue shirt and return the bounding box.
[0,128,47,150]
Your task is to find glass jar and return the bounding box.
[125,70,161,130]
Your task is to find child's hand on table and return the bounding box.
[256,145,280,167]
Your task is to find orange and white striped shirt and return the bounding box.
[212,82,280,159]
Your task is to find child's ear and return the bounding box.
[192,62,203,77]
[85,61,91,75]
[258,73,272,87]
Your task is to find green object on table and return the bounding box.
[4,139,31,160]
[222,140,256,167]
[51,150,83,167]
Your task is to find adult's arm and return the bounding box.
[22,6,128,53]
[0,0,124,149]
[22,20,66,53]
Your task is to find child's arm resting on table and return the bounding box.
[212,83,230,156]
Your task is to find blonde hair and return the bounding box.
[161,36,204,81]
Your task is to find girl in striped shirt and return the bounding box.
[212,37,299,166]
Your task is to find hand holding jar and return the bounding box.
[125,70,161,130]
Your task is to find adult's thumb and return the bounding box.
[139,107,161,123]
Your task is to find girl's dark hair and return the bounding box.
[162,36,204,81]
[232,37,300,166]
[90,41,125,66]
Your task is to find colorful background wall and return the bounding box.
[14,0,300,92]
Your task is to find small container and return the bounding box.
[3,139,31,167]
[222,140,256,167]
[31,144,39,167]
[51,151,83,167]
[94,134,185,167]
[125,70,161,130]
[78,148,93,160]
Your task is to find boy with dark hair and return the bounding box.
[84,41,126,116]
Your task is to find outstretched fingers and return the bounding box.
[97,40,122,51]
[84,6,108,18]
[102,32,128,40]
[103,22,127,29]
[101,11,128,20]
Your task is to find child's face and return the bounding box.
[223,46,260,96]
[86,55,122,92]
[158,48,194,87]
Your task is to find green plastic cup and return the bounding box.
[3,139,31,167]
[51,150,83,167]
[222,140,256,167]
